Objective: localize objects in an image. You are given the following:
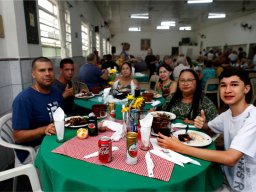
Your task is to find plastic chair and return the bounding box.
[149,75,159,91]
[0,113,36,190]
[203,78,220,109]
[0,164,42,192]
[250,78,256,103]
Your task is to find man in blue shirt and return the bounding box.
[79,53,109,90]
[12,57,64,163]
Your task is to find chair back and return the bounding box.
[203,78,219,94]
[0,113,14,145]
[149,75,159,91]
[0,164,42,192]
[250,78,256,103]
[203,78,220,109]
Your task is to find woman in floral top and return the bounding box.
[163,69,217,124]
[156,64,177,98]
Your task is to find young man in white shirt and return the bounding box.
[157,68,256,191]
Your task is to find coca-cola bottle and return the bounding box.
[88,112,98,136]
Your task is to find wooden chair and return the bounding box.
[203,78,220,109]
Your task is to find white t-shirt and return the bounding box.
[208,105,256,191]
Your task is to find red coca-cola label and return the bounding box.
[98,137,112,163]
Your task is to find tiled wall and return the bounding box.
[0,56,86,117]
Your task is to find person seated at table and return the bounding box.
[12,57,64,164]
[53,58,75,115]
[79,53,109,91]
[156,64,177,98]
[162,69,217,124]
[162,55,174,70]
[101,54,119,71]
[158,68,256,192]
[112,62,139,94]
[199,59,217,91]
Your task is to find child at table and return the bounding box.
[157,68,256,191]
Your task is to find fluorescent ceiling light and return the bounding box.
[157,25,170,30]
[187,0,213,4]
[161,21,176,26]
[208,13,226,19]
[179,26,192,30]
[130,13,149,19]
[128,27,141,31]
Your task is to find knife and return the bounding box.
[145,152,154,177]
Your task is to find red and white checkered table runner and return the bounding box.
[52,131,174,182]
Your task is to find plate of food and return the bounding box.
[173,130,212,147]
[75,92,95,99]
[65,116,89,128]
[94,91,103,96]
[153,93,162,99]
[150,111,176,120]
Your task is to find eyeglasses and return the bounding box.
[179,79,195,85]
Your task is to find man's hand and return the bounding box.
[44,123,56,136]
[194,110,206,129]
[63,84,74,98]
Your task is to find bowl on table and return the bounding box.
[142,92,154,102]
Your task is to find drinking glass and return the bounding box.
[140,125,151,151]
[54,120,65,142]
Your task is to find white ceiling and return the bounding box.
[94,0,256,35]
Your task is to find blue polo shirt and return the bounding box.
[79,63,104,89]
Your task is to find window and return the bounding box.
[96,33,101,56]
[38,0,60,57]
[38,0,72,57]
[102,38,107,56]
[65,11,72,57]
[81,22,90,57]
[107,41,110,54]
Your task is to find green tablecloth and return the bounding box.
[134,73,149,82]
[74,95,165,120]
[35,129,223,191]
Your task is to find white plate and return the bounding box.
[153,93,162,99]
[65,116,88,128]
[173,130,212,147]
[75,92,95,99]
[171,123,196,129]
[150,111,176,120]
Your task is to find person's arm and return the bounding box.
[13,123,56,143]
[62,85,74,98]
[194,110,209,129]
[100,69,109,80]
[133,79,140,89]
[157,133,243,166]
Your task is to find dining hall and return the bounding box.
[1,0,256,191]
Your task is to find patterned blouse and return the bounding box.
[157,81,174,98]
[162,93,218,121]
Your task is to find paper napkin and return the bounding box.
[53,107,65,141]
[140,113,153,147]
[150,138,201,166]
[102,120,125,141]
[103,87,111,104]
[151,100,161,107]
[145,152,154,177]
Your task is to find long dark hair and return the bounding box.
[166,69,202,119]
[157,64,174,81]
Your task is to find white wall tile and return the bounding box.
[20,60,33,85]
[9,60,22,84]
[0,86,13,116]
[0,61,11,87]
